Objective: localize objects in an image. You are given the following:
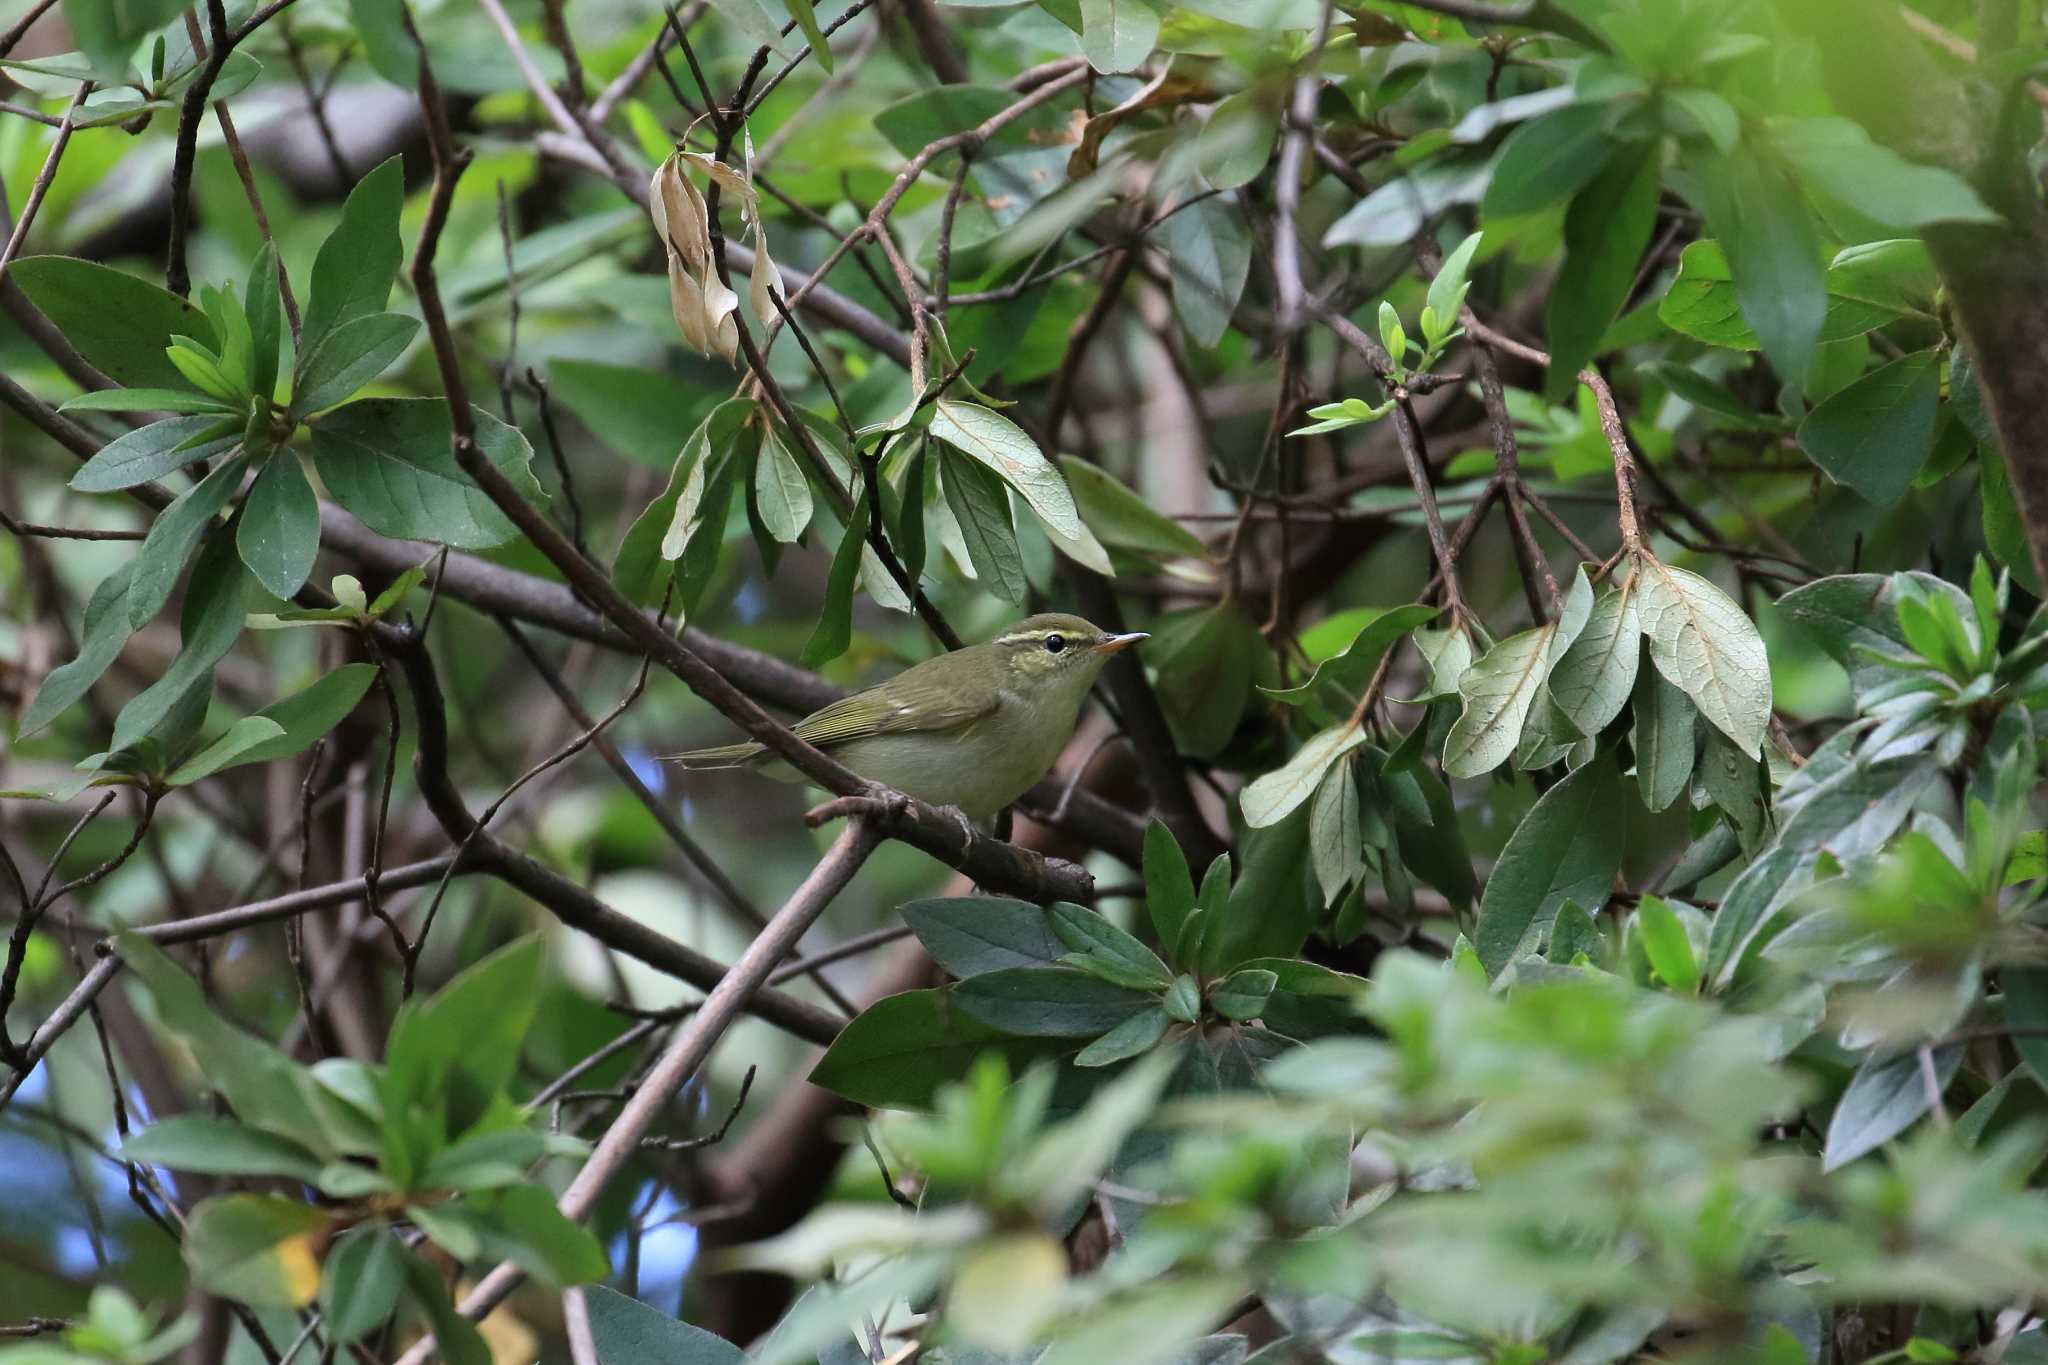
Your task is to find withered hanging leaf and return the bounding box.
[1068,69,1212,180]
[647,144,782,365]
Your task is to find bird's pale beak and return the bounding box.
[1094,631,1149,655]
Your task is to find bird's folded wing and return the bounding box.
[794,671,999,746]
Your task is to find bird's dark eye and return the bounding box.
[1043,634,1067,654]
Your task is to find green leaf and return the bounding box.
[232,664,381,769]
[1548,575,1641,736]
[2001,968,2048,1095]
[309,399,546,550]
[1629,658,1696,812]
[1482,101,1617,220]
[418,1128,553,1192]
[1037,1278,1251,1365]
[1326,155,1494,249]
[1981,444,2042,596]
[400,1246,491,1365]
[1661,87,1739,151]
[931,399,1110,574]
[873,86,1063,159]
[1642,360,1780,429]
[1714,752,1938,981]
[900,897,1064,978]
[198,286,256,398]
[1634,895,1700,993]
[1425,231,1483,339]
[1310,759,1363,906]
[113,525,261,754]
[1442,624,1559,779]
[1547,900,1603,964]
[954,967,1156,1037]
[1770,118,1999,229]
[1150,602,1259,757]
[320,1227,405,1346]
[784,0,832,70]
[165,717,286,786]
[698,0,790,57]
[809,989,1069,1110]
[1635,558,1770,760]
[1013,1047,1179,1218]
[113,934,342,1156]
[184,1195,330,1310]
[658,441,711,562]
[941,448,1029,604]
[1242,724,1366,828]
[1378,301,1407,366]
[1546,143,1660,394]
[1158,195,1250,349]
[613,400,749,599]
[9,256,214,390]
[1775,572,1917,675]
[246,243,285,403]
[1384,758,1475,911]
[1698,728,1766,855]
[800,489,869,668]
[1060,456,1207,561]
[1163,973,1200,1024]
[1263,604,1437,709]
[1143,820,1199,959]
[237,453,321,599]
[19,560,141,736]
[455,1185,609,1287]
[303,156,406,355]
[121,1116,325,1181]
[290,312,420,418]
[1823,1045,1961,1171]
[1195,90,1281,192]
[66,0,184,76]
[71,415,241,493]
[1474,753,1623,976]
[1796,350,1941,506]
[1689,146,1825,387]
[384,937,545,1138]
[1050,903,1172,986]
[413,1210,485,1270]
[1213,809,1316,970]
[754,425,814,544]
[548,358,718,470]
[1828,238,1938,314]
[1210,968,1277,1022]
[1658,239,1901,351]
[60,387,238,415]
[1079,0,1159,73]
[167,338,242,405]
[584,1284,746,1364]
[1074,1007,1171,1067]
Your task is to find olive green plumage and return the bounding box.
[663,613,1145,819]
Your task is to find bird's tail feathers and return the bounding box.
[660,741,766,770]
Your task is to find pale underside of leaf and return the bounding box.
[1443,624,1558,778]
[1636,557,1771,759]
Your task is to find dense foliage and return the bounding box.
[3,0,2048,1362]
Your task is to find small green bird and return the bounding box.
[663,613,1146,820]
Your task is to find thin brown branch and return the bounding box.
[0,82,89,277]
[164,0,235,299]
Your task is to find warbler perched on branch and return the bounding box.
[664,613,1145,820]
